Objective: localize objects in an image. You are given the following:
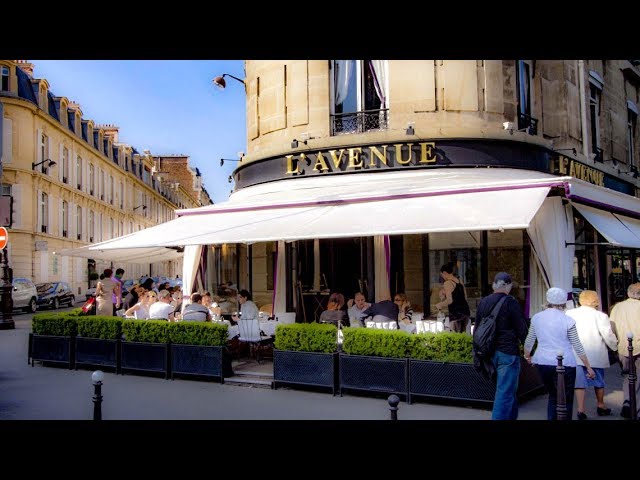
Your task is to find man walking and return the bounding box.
[475,272,528,420]
[609,282,640,418]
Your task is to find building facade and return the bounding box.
[223,60,640,317]
[0,60,210,298]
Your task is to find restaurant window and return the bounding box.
[572,215,597,293]
[589,71,604,160]
[628,104,637,165]
[1,65,9,91]
[330,60,388,135]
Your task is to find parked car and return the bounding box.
[1,277,38,313]
[35,282,76,309]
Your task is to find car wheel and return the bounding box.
[53,298,59,310]
[26,298,37,313]
[69,295,75,306]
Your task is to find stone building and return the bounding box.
[0,60,210,299]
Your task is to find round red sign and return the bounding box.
[0,226,8,249]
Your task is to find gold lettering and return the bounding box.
[395,143,413,165]
[286,155,300,174]
[565,159,605,187]
[419,142,437,164]
[348,148,363,169]
[328,149,346,169]
[369,145,388,167]
[313,152,329,172]
[557,156,569,175]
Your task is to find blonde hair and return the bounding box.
[578,290,600,308]
[628,283,640,300]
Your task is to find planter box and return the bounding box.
[339,354,408,400]
[121,341,169,378]
[170,344,232,382]
[408,357,545,406]
[273,349,338,395]
[30,334,74,369]
[75,337,119,372]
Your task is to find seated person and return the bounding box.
[182,293,212,322]
[202,291,222,319]
[361,297,399,328]
[148,289,175,321]
[347,292,372,327]
[319,300,347,326]
[231,289,260,321]
[124,290,156,319]
[394,293,415,333]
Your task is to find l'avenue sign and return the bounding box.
[285,142,438,175]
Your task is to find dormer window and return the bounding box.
[1,65,9,91]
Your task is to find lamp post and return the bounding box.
[32,158,56,172]
[92,370,104,421]
[212,73,245,90]
[0,247,14,330]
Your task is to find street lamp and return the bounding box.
[32,158,56,171]
[133,205,147,211]
[212,74,245,90]
[220,158,241,167]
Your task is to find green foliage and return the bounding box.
[67,308,85,317]
[274,323,338,353]
[122,320,171,343]
[76,316,123,340]
[408,332,473,363]
[168,322,228,346]
[32,313,78,336]
[342,328,411,358]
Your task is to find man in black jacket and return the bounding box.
[475,272,528,420]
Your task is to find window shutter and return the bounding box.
[389,60,436,113]
[69,148,75,188]
[248,76,259,140]
[47,198,52,235]
[443,60,479,111]
[69,201,75,238]
[36,129,42,163]
[288,60,309,127]
[82,206,87,242]
[259,65,287,134]
[2,117,12,164]
[36,189,42,231]
[47,136,51,170]
[58,144,64,182]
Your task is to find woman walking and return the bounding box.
[95,268,120,316]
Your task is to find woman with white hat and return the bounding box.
[524,287,596,420]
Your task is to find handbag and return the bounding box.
[81,296,96,313]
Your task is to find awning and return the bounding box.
[572,203,640,248]
[80,168,565,249]
[59,241,183,264]
[566,178,640,219]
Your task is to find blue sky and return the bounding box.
[31,60,246,204]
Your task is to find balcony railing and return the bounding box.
[592,147,604,163]
[331,109,389,136]
[517,112,538,135]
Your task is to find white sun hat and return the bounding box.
[546,287,568,306]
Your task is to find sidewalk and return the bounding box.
[0,311,627,421]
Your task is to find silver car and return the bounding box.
[9,278,38,313]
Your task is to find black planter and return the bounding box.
[75,337,120,372]
[339,354,408,400]
[121,341,169,378]
[30,334,73,369]
[273,349,338,395]
[170,344,232,382]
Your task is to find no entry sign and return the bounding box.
[0,226,8,249]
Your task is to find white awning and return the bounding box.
[81,168,564,249]
[566,178,640,218]
[572,203,640,248]
[59,242,183,264]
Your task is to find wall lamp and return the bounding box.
[555,148,577,156]
[133,205,147,211]
[406,123,415,135]
[220,158,241,167]
[291,139,307,149]
[212,74,245,90]
[630,165,639,178]
[32,158,56,170]
[502,122,530,135]
[228,175,233,184]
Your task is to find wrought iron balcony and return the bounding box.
[517,112,538,135]
[592,147,604,163]
[331,109,389,136]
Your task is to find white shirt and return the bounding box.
[148,302,174,320]
[566,306,618,368]
[240,300,259,320]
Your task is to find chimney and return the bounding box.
[14,60,34,76]
[97,124,119,143]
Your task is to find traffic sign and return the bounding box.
[0,226,7,249]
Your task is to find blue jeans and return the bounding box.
[491,350,521,420]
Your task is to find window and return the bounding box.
[89,164,95,195]
[330,60,388,135]
[628,103,638,165]
[99,213,103,241]
[62,147,69,184]
[62,201,68,237]
[109,175,114,204]
[515,60,537,133]
[76,156,82,190]
[589,71,604,160]
[41,192,49,233]
[100,170,105,200]
[119,182,124,209]
[89,211,95,242]
[1,184,10,196]
[109,218,114,238]
[40,133,49,173]
[77,206,82,240]
[1,65,9,91]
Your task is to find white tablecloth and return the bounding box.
[223,321,279,340]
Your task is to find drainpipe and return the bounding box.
[578,60,590,159]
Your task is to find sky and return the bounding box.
[31,60,247,204]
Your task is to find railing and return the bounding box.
[518,112,538,135]
[331,109,389,135]
[592,147,604,163]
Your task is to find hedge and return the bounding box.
[32,313,78,336]
[76,316,123,340]
[274,323,338,353]
[168,322,228,346]
[122,319,171,343]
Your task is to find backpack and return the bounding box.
[472,295,508,381]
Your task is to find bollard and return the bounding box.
[388,394,400,421]
[627,333,637,421]
[92,370,104,421]
[555,353,567,421]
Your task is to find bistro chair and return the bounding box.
[237,317,274,363]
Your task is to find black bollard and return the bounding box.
[556,353,567,421]
[388,394,400,421]
[627,333,637,421]
[92,370,104,421]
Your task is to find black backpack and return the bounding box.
[472,295,508,381]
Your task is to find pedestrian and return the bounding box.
[112,268,125,315]
[524,287,596,420]
[435,262,470,333]
[475,272,528,420]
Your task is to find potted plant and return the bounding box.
[120,320,170,378]
[169,322,232,382]
[30,313,78,369]
[339,328,411,399]
[74,316,123,372]
[273,323,339,394]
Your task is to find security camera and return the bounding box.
[503,122,514,131]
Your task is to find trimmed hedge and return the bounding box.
[342,328,410,358]
[32,313,78,336]
[169,322,228,346]
[77,316,123,340]
[408,332,472,363]
[68,308,85,317]
[122,319,171,343]
[274,323,338,353]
